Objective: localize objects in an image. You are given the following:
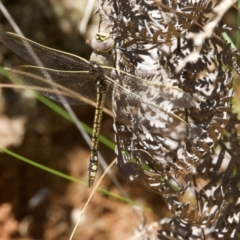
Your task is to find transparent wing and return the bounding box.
[103,66,195,110]
[0,31,194,109]
[9,65,196,138]
[103,67,197,139]
[0,32,90,70]
[10,66,97,105]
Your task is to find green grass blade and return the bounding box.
[237,0,240,49]
[0,147,85,184]
[0,147,152,212]
[222,32,237,49]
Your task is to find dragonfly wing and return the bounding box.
[104,70,197,139]
[103,67,196,109]
[10,66,96,105]
[0,32,89,70]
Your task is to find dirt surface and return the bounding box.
[0,1,167,239]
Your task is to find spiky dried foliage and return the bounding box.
[98,0,240,239]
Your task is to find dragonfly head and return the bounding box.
[91,32,114,53]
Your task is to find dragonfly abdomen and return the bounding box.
[88,79,108,187]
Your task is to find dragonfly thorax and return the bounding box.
[90,50,113,66]
[89,61,106,86]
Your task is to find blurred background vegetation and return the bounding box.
[0,1,239,240]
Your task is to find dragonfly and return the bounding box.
[0,32,196,187]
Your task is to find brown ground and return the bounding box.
[0,1,167,239]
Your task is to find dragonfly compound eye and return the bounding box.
[91,32,114,53]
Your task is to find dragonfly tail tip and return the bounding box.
[88,178,94,188]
